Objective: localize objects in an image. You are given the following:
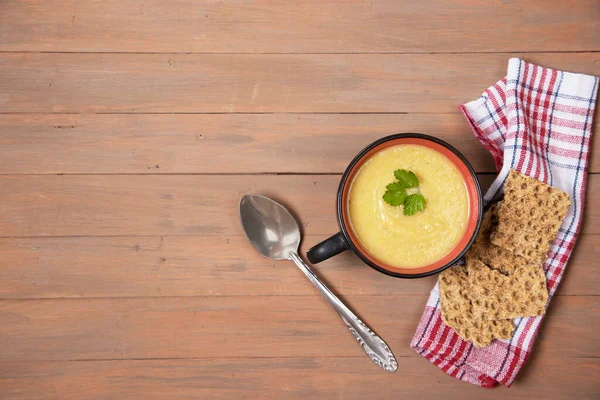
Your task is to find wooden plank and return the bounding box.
[1,53,598,113]
[0,357,597,400]
[1,174,598,237]
[0,295,596,362]
[0,113,498,174]
[3,113,600,174]
[0,234,597,299]
[3,113,599,175]
[1,0,598,53]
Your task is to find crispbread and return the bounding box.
[438,265,515,347]
[491,169,571,263]
[466,203,531,275]
[467,259,548,321]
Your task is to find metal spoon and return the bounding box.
[239,194,397,372]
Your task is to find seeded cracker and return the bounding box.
[467,259,548,321]
[466,203,531,275]
[491,169,571,263]
[438,265,515,347]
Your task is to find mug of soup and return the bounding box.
[307,133,483,278]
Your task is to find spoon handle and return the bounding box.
[289,252,398,372]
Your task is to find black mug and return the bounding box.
[306,133,482,278]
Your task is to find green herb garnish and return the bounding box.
[394,169,419,188]
[382,169,426,216]
[382,182,407,206]
[403,193,426,216]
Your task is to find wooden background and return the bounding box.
[0,1,598,398]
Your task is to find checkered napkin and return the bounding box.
[410,58,599,388]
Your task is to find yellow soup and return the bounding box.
[348,144,469,268]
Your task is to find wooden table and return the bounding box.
[1,1,598,398]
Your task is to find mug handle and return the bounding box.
[306,232,349,264]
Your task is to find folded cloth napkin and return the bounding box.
[410,58,599,388]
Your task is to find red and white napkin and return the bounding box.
[410,58,599,387]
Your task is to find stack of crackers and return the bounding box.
[439,170,571,347]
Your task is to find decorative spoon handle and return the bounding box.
[289,252,397,372]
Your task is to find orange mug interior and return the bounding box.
[340,136,482,276]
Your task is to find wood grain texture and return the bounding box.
[0,295,596,362]
[1,357,598,400]
[2,113,600,174]
[0,114,498,173]
[1,0,599,53]
[1,174,598,237]
[0,234,597,299]
[1,53,599,113]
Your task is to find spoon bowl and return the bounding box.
[239,194,300,261]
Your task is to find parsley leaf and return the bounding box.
[403,193,426,216]
[393,169,419,188]
[382,182,407,206]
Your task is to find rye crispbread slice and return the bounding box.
[490,169,570,264]
[438,265,515,347]
[467,259,548,321]
[466,203,531,275]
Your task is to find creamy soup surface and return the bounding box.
[348,144,469,268]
